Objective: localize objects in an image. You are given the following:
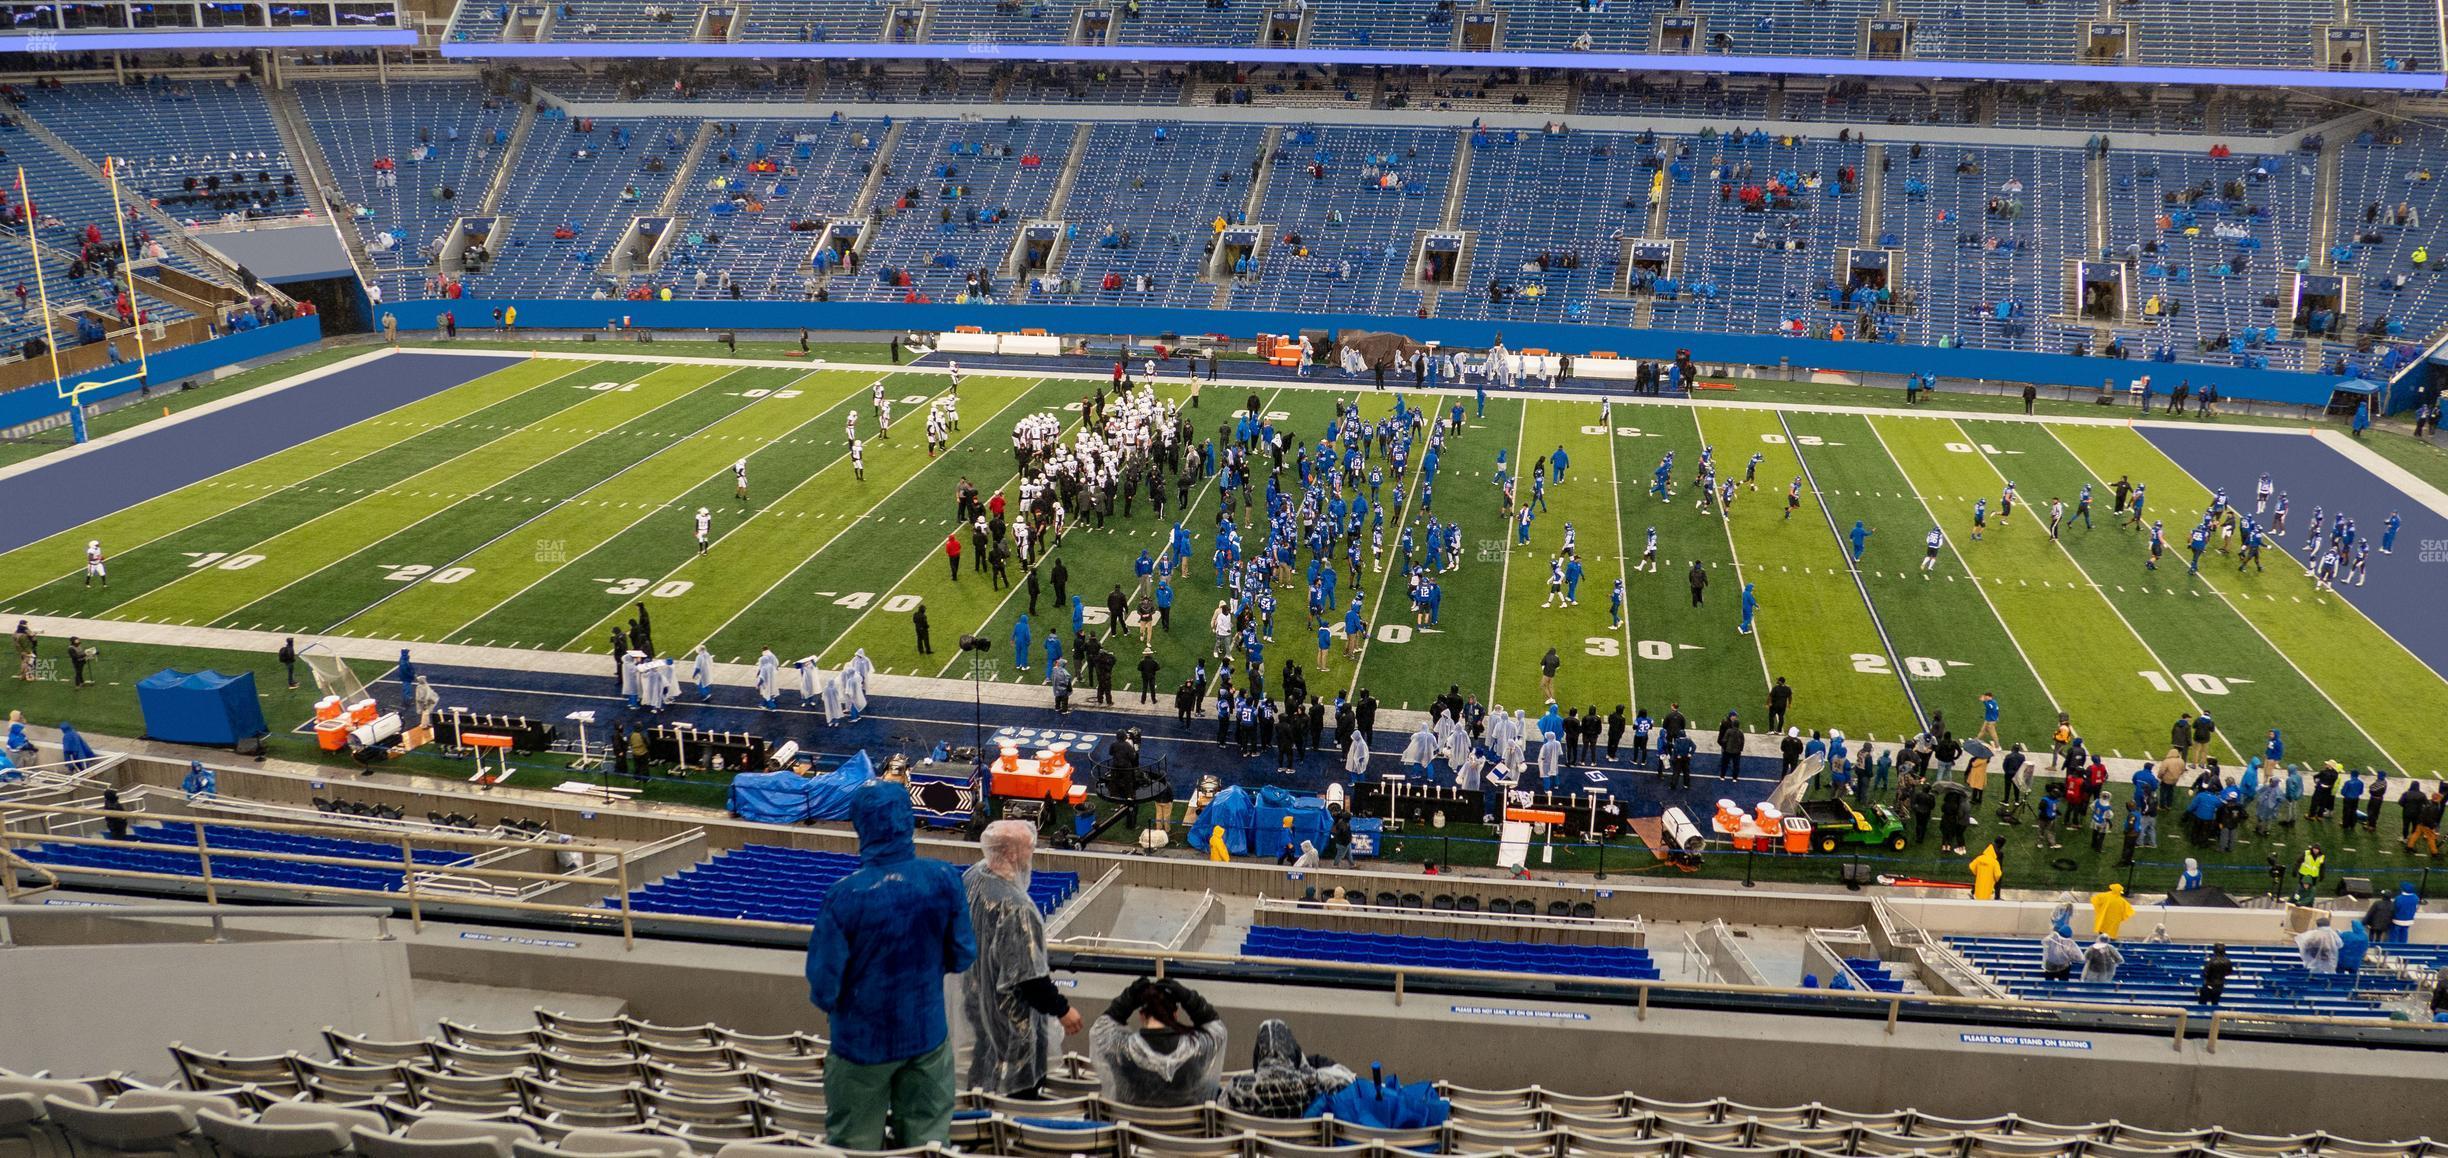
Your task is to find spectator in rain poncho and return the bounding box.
[2339,919,2372,973]
[804,781,975,1149]
[796,656,825,709]
[413,675,438,726]
[839,649,873,718]
[692,645,716,700]
[1343,731,1371,779]
[2040,930,2083,980]
[4,712,33,757]
[2089,883,2135,937]
[182,760,217,799]
[2080,937,2124,983]
[960,820,1080,1097]
[2049,898,2075,938]
[0,749,19,784]
[755,648,780,710]
[2297,915,2343,974]
[1220,1019,1355,1118]
[1536,732,1562,791]
[1091,976,1227,1107]
[1399,723,1438,777]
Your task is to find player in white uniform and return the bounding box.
[1922,526,1945,572]
[876,397,892,439]
[850,438,865,481]
[1636,526,1659,572]
[871,381,887,415]
[694,507,712,556]
[84,540,106,588]
[732,458,748,503]
[845,409,858,444]
[947,360,964,393]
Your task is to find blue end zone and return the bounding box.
[2139,426,2448,680]
[0,352,523,555]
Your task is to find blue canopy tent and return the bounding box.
[726,751,876,824]
[135,669,270,747]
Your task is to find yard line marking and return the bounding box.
[0,360,604,607]
[935,384,1269,681]
[2039,424,2404,771]
[693,379,1051,656]
[1857,416,2064,719]
[1938,418,2245,765]
[1780,412,1924,729]
[111,363,696,624]
[410,367,853,643]
[812,379,1083,664]
[1688,409,1774,691]
[552,369,914,650]
[224,364,756,631]
[1601,396,1637,712]
[1346,389,1454,701]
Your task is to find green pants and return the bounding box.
[823,1038,954,1150]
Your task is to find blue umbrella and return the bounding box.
[56,723,97,772]
[1308,1064,1449,1128]
[395,649,418,720]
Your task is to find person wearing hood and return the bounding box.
[2040,929,2082,981]
[1399,723,1439,778]
[2391,881,2421,944]
[2297,914,2343,973]
[2080,936,2124,983]
[2049,897,2075,938]
[2198,944,2234,1005]
[2144,923,2170,945]
[756,648,781,710]
[961,820,1081,1098]
[412,675,439,727]
[1091,976,1227,1107]
[1537,730,1562,791]
[1716,714,1744,782]
[691,645,716,701]
[1221,1019,1355,1118]
[2339,918,2373,973]
[1968,843,2002,900]
[2253,771,2285,837]
[805,781,975,1149]
[2090,883,2134,938]
[1048,658,1074,714]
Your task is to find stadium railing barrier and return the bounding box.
[6,799,2443,1052]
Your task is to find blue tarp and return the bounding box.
[727,751,876,824]
[1190,785,1330,858]
[135,669,268,746]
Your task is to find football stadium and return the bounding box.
[2,3,2448,1152]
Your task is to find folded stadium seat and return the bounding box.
[537,1032,639,1064]
[405,1071,525,1116]
[1483,899,1511,916]
[539,1129,692,1158]
[514,1079,643,1131]
[428,1045,538,1080]
[194,1103,386,1158]
[1209,1108,1329,1145]
[711,1145,848,1158]
[321,1031,435,1070]
[42,1091,240,1158]
[167,1046,299,1098]
[0,1076,98,1158]
[441,1025,542,1055]
[350,1117,535,1158]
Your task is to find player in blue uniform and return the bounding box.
[1921,526,1944,572]
[2382,512,2402,554]
[2074,484,2093,530]
[1744,452,1764,490]
[2236,519,2263,572]
[1737,583,1758,635]
[1971,497,1988,541]
[2145,521,2165,570]
[1850,519,1872,561]
[1608,578,1625,628]
[1783,476,1803,520]
[2187,522,2209,574]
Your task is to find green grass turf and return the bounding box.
[1695,407,1918,738]
[0,346,375,468]
[0,359,602,617]
[2354,428,2448,498]
[1345,396,1520,712]
[607,373,1037,663]
[1962,418,2377,768]
[1782,413,2055,752]
[2049,425,2447,775]
[19,353,2445,781]
[234,367,844,641]
[108,363,746,631]
[912,385,1313,701]
[1867,415,2219,760]
[1608,401,1764,725]
[407,340,895,364]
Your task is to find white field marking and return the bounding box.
[114,362,715,624]
[248,366,801,633]
[693,378,1051,656]
[1342,396,1452,701]
[1688,409,1778,691]
[2040,423,2405,770]
[1938,417,2244,765]
[0,359,603,607]
[935,383,1265,680]
[1859,415,2065,719]
[1601,404,1638,711]
[401,367,858,644]
[555,369,919,650]
[811,380,1088,665]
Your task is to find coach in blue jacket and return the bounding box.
[806,780,976,1149]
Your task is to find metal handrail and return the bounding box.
[2,802,2440,1047]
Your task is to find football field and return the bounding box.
[5,349,2441,774]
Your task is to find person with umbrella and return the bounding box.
[1090,977,1226,1107]
[1222,1020,1355,1118]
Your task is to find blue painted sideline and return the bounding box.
[0,351,523,555]
[382,299,2362,407]
[0,316,325,432]
[2139,425,2448,688]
